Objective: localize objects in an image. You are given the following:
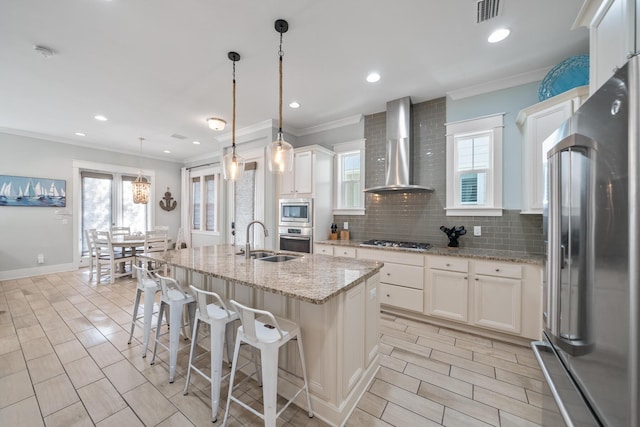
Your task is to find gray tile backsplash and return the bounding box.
[334,97,544,254]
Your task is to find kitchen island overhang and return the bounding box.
[138,245,382,427]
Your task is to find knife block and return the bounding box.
[329,233,338,240]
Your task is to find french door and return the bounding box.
[80,171,148,254]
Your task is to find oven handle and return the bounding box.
[280,235,311,241]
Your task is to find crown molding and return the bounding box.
[292,114,364,136]
[446,67,551,100]
[215,119,276,143]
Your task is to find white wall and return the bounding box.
[0,132,182,279]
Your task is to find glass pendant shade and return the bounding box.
[222,151,245,181]
[132,174,150,204]
[267,132,293,173]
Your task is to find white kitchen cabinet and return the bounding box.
[589,0,636,94]
[472,261,522,334]
[314,243,334,255]
[280,150,313,196]
[517,86,588,214]
[426,256,469,322]
[357,248,425,313]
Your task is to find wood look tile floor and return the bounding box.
[0,270,546,426]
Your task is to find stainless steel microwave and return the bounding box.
[279,198,313,227]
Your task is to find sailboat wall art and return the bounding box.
[0,175,66,207]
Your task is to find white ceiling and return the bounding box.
[0,0,589,163]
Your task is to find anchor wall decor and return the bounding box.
[159,187,177,211]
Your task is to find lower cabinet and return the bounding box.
[427,269,469,322]
[472,261,522,334]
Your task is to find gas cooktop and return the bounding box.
[359,239,432,252]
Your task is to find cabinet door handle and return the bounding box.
[386,294,390,297]
[475,278,479,281]
[446,263,450,267]
[495,268,500,272]
[464,277,468,280]
[386,272,391,276]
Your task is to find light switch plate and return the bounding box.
[474,226,481,236]
[343,222,349,230]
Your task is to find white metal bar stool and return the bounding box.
[150,274,196,383]
[183,285,239,422]
[128,264,164,357]
[222,300,313,427]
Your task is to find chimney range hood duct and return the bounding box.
[364,96,434,193]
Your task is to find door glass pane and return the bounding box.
[192,177,201,230]
[205,175,216,231]
[82,175,112,253]
[122,178,147,234]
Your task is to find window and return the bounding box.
[190,167,220,233]
[445,114,503,216]
[333,139,365,215]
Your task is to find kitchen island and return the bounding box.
[139,245,382,427]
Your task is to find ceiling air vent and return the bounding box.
[476,0,502,23]
[170,133,187,140]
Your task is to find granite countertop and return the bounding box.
[138,244,382,304]
[316,239,544,265]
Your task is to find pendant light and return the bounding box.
[222,51,245,181]
[132,137,150,204]
[267,19,294,174]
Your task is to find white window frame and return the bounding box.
[332,139,365,215]
[189,166,221,236]
[445,114,504,216]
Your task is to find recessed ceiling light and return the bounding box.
[94,115,108,121]
[488,28,510,43]
[366,72,381,83]
[192,140,201,145]
[75,132,86,137]
[163,150,171,154]
[289,101,300,109]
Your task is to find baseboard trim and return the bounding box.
[0,263,76,281]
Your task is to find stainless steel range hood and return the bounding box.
[364,97,434,193]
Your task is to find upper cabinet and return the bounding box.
[590,0,637,93]
[517,86,588,214]
[279,146,333,198]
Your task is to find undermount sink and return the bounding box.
[259,254,301,263]
[249,251,275,259]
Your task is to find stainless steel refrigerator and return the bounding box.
[532,54,640,426]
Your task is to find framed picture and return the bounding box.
[0,175,66,207]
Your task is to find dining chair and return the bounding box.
[175,226,187,249]
[85,228,98,282]
[142,230,169,273]
[110,226,131,236]
[94,230,135,284]
[154,225,169,232]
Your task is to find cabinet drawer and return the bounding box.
[357,248,424,266]
[475,261,522,279]
[380,264,424,289]
[428,256,468,273]
[314,244,333,255]
[380,283,423,312]
[334,247,357,258]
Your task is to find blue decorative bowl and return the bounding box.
[538,55,589,101]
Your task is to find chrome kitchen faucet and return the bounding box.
[245,220,269,259]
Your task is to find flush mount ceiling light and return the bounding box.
[366,72,381,83]
[222,51,245,181]
[94,115,108,121]
[289,101,300,109]
[488,28,510,43]
[267,19,294,174]
[207,117,226,131]
[132,137,150,204]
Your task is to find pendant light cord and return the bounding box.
[138,137,144,170]
[278,32,284,134]
[232,59,237,157]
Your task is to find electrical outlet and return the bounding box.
[37,254,45,264]
[473,226,481,236]
[343,222,349,230]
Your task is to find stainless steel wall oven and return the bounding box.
[278,227,312,253]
